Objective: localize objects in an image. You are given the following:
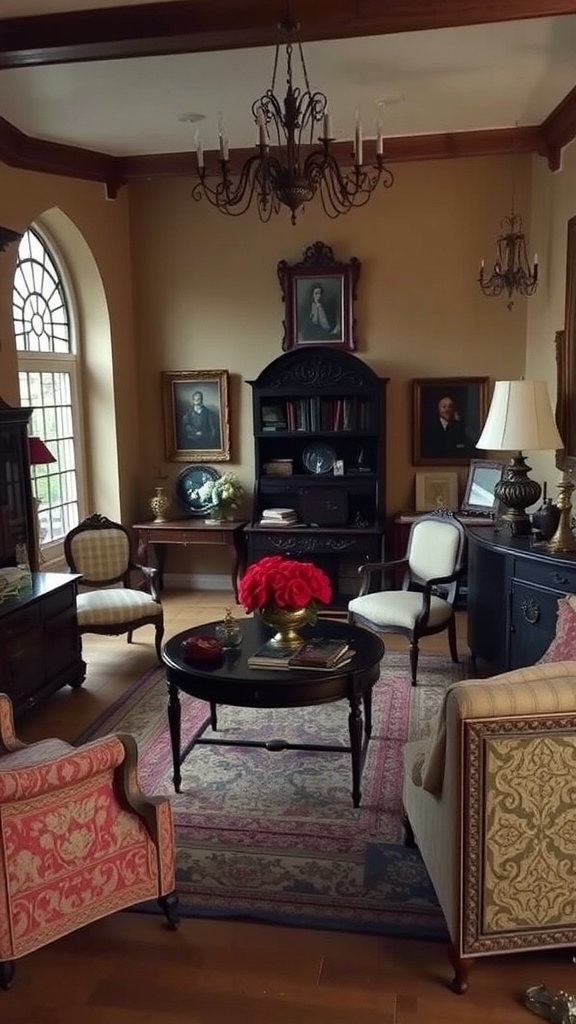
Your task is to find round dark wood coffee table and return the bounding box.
[162,618,384,807]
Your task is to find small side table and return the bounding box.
[132,519,247,601]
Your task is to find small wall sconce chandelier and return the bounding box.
[191,12,393,225]
[478,211,538,311]
[478,133,538,311]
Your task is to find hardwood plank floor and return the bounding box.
[4,590,575,1022]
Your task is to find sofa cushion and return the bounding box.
[537,595,576,664]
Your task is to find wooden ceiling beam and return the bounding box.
[0,0,575,69]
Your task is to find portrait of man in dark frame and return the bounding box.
[413,378,489,465]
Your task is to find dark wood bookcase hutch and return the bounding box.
[245,347,388,609]
[0,396,37,572]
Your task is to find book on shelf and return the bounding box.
[262,508,298,521]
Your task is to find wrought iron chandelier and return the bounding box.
[478,133,538,311]
[191,15,394,225]
[478,211,538,310]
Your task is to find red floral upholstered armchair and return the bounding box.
[0,693,178,990]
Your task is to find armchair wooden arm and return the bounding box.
[0,693,26,754]
[357,557,409,597]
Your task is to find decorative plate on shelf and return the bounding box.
[175,464,220,516]
[302,443,337,475]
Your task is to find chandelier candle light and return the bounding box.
[191,15,393,224]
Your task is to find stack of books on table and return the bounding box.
[248,637,353,671]
[259,508,300,527]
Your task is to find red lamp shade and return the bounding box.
[28,436,57,466]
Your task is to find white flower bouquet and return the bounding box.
[198,472,244,513]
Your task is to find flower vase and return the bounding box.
[205,506,224,525]
[260,604,312,648]
[205,505,234,525]
[149,485,170,523]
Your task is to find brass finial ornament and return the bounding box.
[545,471,576,553]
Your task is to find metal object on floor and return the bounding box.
[525,985,576,1022]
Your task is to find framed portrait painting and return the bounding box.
[162,369,230,462]
[412,376,489,466]
[277,241,361,351]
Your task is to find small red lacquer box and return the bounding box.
[181,635,223,662]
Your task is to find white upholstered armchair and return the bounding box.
[348,511,466,684]
[64,513,164,660]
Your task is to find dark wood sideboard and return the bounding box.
[466,526,576,676]
[0,572,85,716]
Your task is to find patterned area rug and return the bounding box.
[80,653,468,939]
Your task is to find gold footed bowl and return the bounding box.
[260,604,312,648]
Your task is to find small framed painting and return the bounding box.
[415,470,459,512]
[277,241,361,351]
[162,369,230,462]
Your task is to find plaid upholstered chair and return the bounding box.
[0,691,179,990]
[402,661,576,993]
[64,513,164,660]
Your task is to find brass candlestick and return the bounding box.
[545,472,576,554]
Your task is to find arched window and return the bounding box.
[13,227,83,557]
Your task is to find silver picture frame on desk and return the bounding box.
[461,459,505,516]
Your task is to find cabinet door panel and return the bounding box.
[509,582,562,669]
[2,623,45,702]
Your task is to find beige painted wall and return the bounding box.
[130,153,533,523]
[526,139,576,498]
[1,149,554,579]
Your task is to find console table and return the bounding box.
[132,519,247,601]
[466,526,576,676]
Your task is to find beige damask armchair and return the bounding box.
[402,661,576,994]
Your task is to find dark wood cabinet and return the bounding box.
[466,527,576,676]
[0,396,37,572]
[0,573,85,715]
[245,347,388,609]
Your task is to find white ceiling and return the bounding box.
[0,4,575,157]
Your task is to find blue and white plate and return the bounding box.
[175,464,220,516]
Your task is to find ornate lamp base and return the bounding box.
[494,452,541,536]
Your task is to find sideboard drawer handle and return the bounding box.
[551,573,570,586]
[521,598,541,625]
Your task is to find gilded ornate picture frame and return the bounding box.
[162,369,230,462]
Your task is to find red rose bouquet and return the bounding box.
[239,555,332,619]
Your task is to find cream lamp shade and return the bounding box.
[476,380,563,452]
[476,380,563,536]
